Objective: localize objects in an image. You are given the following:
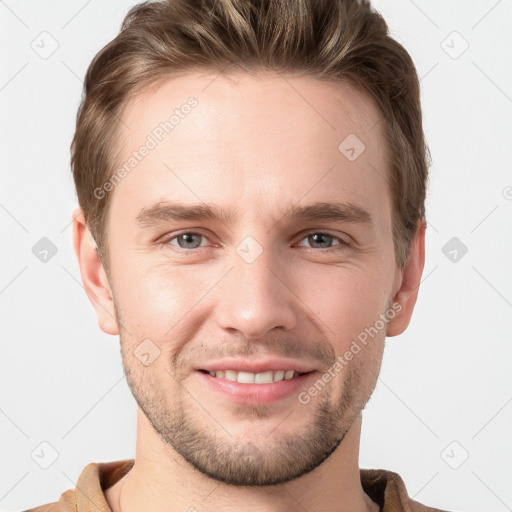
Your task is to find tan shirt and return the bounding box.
[23,459,450,512]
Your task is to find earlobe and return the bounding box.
[386,220,426,337]
[72,207,119,335]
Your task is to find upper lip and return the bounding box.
[197,358,316,374]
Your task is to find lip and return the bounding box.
[194,369,317,405]
[196,358,316,374]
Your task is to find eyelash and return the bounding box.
[159,230,351,252]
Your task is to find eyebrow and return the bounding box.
[136,200,373,227]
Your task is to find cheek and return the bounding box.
[110,253,228,341]
[113,249,183,304]
[294,264,391,350]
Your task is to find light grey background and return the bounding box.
[1,1,511,511]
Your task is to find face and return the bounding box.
[77,70,422,486]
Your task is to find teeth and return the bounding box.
[255,371,273,384]
[206,369,303,383]
[237,371,255,384]
[273,370,285,381]
[225,370,237,381]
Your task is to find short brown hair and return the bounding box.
[72,0,430,269]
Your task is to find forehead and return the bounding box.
[110,70,391,229]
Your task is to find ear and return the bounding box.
[72,207,119,335]
[386,219,426,337]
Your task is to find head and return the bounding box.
[73,0,429,486]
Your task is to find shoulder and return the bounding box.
[23,488,75,512]
[360,468,453,512]
[22,459,133,512]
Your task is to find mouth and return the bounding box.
[195,369,316,405]
[198,368,309,383]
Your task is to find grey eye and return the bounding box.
[299,233,340,249]
[172,233,205,249]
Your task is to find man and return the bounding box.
[25,0,449,510]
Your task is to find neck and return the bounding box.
[105,409,378,512]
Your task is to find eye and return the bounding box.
[159,230,349,252]
[297,232,349,250]
[163,232,210,250]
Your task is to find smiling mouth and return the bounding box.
[198,369,310,384]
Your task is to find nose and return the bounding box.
[213,245,298,339]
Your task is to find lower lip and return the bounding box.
[195,371,316,405]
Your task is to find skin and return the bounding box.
[73,70,425,512]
